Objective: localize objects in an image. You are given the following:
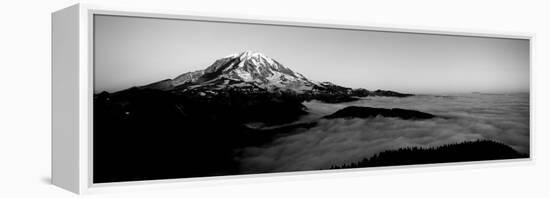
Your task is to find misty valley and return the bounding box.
[93,51,528,183]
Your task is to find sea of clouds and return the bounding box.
[237,94,530,173]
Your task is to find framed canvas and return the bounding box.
[52,3,533,194]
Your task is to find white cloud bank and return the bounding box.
[237,94,529,173]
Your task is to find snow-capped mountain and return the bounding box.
[139,51,411,101]
[171,50,321,93]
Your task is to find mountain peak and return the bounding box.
[224,50,264,59]
[239,50,261,57]
[172,51,319,92]
[228,50,278,67]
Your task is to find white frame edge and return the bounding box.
[51,3,535,194]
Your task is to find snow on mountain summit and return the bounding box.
[172,51,320,92]
[138,51,410,101]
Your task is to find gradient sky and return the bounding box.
[94,15,530,94]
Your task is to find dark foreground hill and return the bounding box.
[330,140,527,169]
[93,87,309,183]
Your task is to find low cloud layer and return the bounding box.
[237,94,529,173]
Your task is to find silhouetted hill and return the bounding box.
[330,140,527,169]
[371,89,414,97]
[324,106,436,120]
[93,87,317,183]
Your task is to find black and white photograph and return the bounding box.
[92,14,530,183]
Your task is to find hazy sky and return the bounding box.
[94,15,529,94]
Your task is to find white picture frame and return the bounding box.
[52,3,534,194]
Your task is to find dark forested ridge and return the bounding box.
[324,106,436,120]
[330,140,528,169]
